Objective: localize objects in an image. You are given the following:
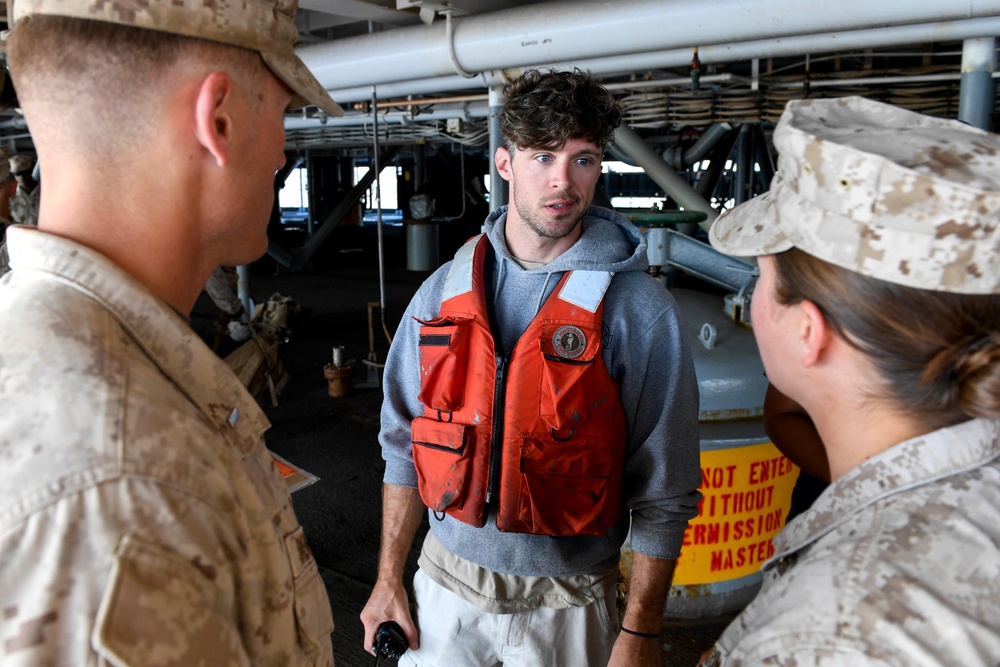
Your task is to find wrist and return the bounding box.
[620,626,660,639]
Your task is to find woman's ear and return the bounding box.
[798,299,832,368]
[193,72,235,168]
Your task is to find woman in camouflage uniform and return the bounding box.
[703,96,1000,666]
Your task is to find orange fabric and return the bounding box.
[412,237,628,536]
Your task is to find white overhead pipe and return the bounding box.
[284,101,490,130]
[316,17,1000,105]
[298,0,1000,93]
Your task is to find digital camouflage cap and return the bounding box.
[709,96,1000,294]
[12,0,343,117]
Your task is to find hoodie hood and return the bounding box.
[484,205,649,275]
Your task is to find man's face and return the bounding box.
[226,70,293,264]
[496,137,603,244]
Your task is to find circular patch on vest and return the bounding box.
[552,325,586,359]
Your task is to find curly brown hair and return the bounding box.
[498,68,622,152]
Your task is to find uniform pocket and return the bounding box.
[416,316,474,413]
[92,535,248,666]
[284,526,335,660]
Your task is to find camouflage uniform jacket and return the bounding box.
[0,226,335,666]
[707,418,1000,666]
[9,184,39,227]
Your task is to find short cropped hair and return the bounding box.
[498,69,622,152]
[7,15,265,156]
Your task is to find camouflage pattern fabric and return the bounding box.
[12,0,343,117]
[205,266,243,315]
[8,154,30,176]
[709,96,1000,294]
[0,226,335,666]
[704,418,1000,666]
[9,185,39,227]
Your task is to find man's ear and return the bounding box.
[193,72,236,168]
[494,147,513,183]
[798,299,832,367]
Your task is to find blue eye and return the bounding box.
[536,154,552,163]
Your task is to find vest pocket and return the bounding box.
[416,316,473,412]
[537,322,602,432]
[412,416,475,513]
[513,434,618,536]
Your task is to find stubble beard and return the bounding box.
[512,188,586,240]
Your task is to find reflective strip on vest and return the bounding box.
[442,234,614,311]
[559,271,614,313]
[441,234,482,302]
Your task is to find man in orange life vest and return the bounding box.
[361,68,702,667]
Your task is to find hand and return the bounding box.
[360,578,419,656]
[227,320,253,342]
[608,630,661,667]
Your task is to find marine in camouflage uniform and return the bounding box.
[702,97,1000,666]
[0,0,344,663]
[8,154,39,228]
[0,227,336,665]
[0,147,14,275]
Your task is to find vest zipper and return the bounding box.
[484,353,508,509]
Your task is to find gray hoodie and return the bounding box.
[380,205,702,577]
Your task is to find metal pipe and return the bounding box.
[360,93,488,110]
[612,124,718,229]
[299,3,1000,93]
[236,265,253,319]
[959,37,997,130]
[284,102,490,130]
[695,125,742,201]
[314,18,1000,106]
[733,125,752,206]
[372,84,387,331]
[677,123,734,169]
[770,72,967,88]
[488,84,508,209]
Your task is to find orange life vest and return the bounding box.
[411,234,628,536]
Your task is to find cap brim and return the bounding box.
[708,190,793,258]
[262,51,344,118]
